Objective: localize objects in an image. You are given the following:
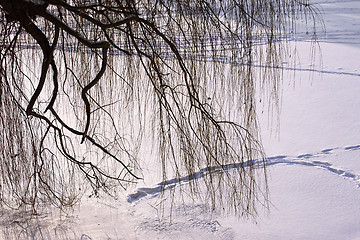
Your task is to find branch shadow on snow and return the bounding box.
[0,209,78,240]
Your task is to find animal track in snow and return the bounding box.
[128,145,360,203]
[266,145,360,187]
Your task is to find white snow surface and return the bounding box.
[1,0,360,239]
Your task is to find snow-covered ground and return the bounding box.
[1,0,360,239]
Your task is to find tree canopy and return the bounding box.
[0,0,318,216]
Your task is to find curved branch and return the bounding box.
[18,15,53,116]
[45,25,60,112]
[80,45,109,143]
[39,10,109,49]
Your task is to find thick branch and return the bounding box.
[81,45,109,142]
[19,16,52,115]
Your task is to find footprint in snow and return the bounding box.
[321,148,334,154]
[345,145,360,151]
[297,154,313,159]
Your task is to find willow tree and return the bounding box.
[0,0,318,215]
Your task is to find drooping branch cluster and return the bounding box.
[0,0,318,215]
